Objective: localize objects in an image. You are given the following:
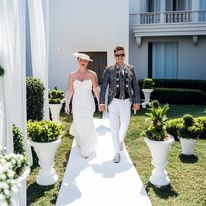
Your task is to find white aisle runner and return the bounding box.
[56,118,152,206]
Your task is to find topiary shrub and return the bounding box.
[178,114,203,139]
[196,117,206,139]
[26,77,45,121]
[27,120,63,143]
[49,87,64,104]
[166,118,182,140]
[142,78,155,89]
[13,124,26,156]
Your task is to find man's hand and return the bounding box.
[99,104,106,112]
[132,103,140,111]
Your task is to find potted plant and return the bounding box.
[142,78,155,108]
[0,65,5,77]
[49,87,64,122]
[178,114,203,155]
[27,120,63,186]
[0,147,29,206]
[141,100,174,187]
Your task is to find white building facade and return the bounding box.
[48,0,129,91]
[26,0,206,91]
[129,0,206,80]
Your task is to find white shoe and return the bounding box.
[120,142,124,151]
[113,153,121,163]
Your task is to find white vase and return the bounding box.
[10,168,30,206]
[179,137,196,155]
[144,136,174,187]
[30,139,61,186]
[142,89,153,108]
[49,104,62,122]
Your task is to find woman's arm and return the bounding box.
[65,73,74,114]
[92,72,100,105]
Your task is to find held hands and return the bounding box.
[99,104,106,112]
[65,105,70,114]
[132,103,140,111]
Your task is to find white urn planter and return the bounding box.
[10,167,30,206]
[49,103,62,122]
[30,139,61,186]
[144,136,174,187]
[142,89,154,108]
[179,138,196,155]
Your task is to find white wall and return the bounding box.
[129,35,206,80]
[49,0,129,91]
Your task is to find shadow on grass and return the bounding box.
[179,154,198,163]
[146,182,178,199]
[27,182,55,204]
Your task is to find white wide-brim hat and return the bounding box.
[73,52,93,62]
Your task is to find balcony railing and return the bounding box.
[130,10,206,25]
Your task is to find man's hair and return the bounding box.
[114,46,124,53]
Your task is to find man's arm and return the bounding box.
[131,66,141,105]
[99,67,110,105]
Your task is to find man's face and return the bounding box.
[114,50,125,64]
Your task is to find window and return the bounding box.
[148,42,178,79]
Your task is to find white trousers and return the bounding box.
[108,98,131,154]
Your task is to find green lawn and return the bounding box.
[27,105,206,206]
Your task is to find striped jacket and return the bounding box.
[99,64,141,106]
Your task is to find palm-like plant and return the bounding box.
[141,100,169,141]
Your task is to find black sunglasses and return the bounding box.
[115,53,125,57]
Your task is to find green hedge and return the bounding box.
[13,124,26,155]
[167,116,206,140]
[26,77,45,121]
[151,88,206,104]
[139,79,206,91]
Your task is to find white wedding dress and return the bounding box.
[70,79,97,157]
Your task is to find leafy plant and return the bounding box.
[13,124,26,156]
[166,118,182,140]
[142,78,155,89]
[0,65,5,77]
[49,87,64,104]
[178,114,203,139]
[27,120,63,143]
[26,77,45,121]
[141,100,169,141]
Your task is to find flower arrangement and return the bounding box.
[49,87,64,104]
[178,114,203,139]
[142,78,155,89]
[0,147,28,206]
[0,65,5,77]
[141,100,169,141]
[27,120,63,142]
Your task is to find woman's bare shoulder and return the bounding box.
[68,71,77,78]
[88,70,97,77]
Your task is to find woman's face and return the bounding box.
[78,58,89,67]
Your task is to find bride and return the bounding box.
[65,52,99,158]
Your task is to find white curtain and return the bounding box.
[152,42,178,79]
[0,0,32,158]
[27,0,49,120]
[0,1,31,205]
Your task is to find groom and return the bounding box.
[99,46,141,163]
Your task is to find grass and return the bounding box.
[27,104,206,206]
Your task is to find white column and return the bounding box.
[160,0,166,23]
[192,0,200,22]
